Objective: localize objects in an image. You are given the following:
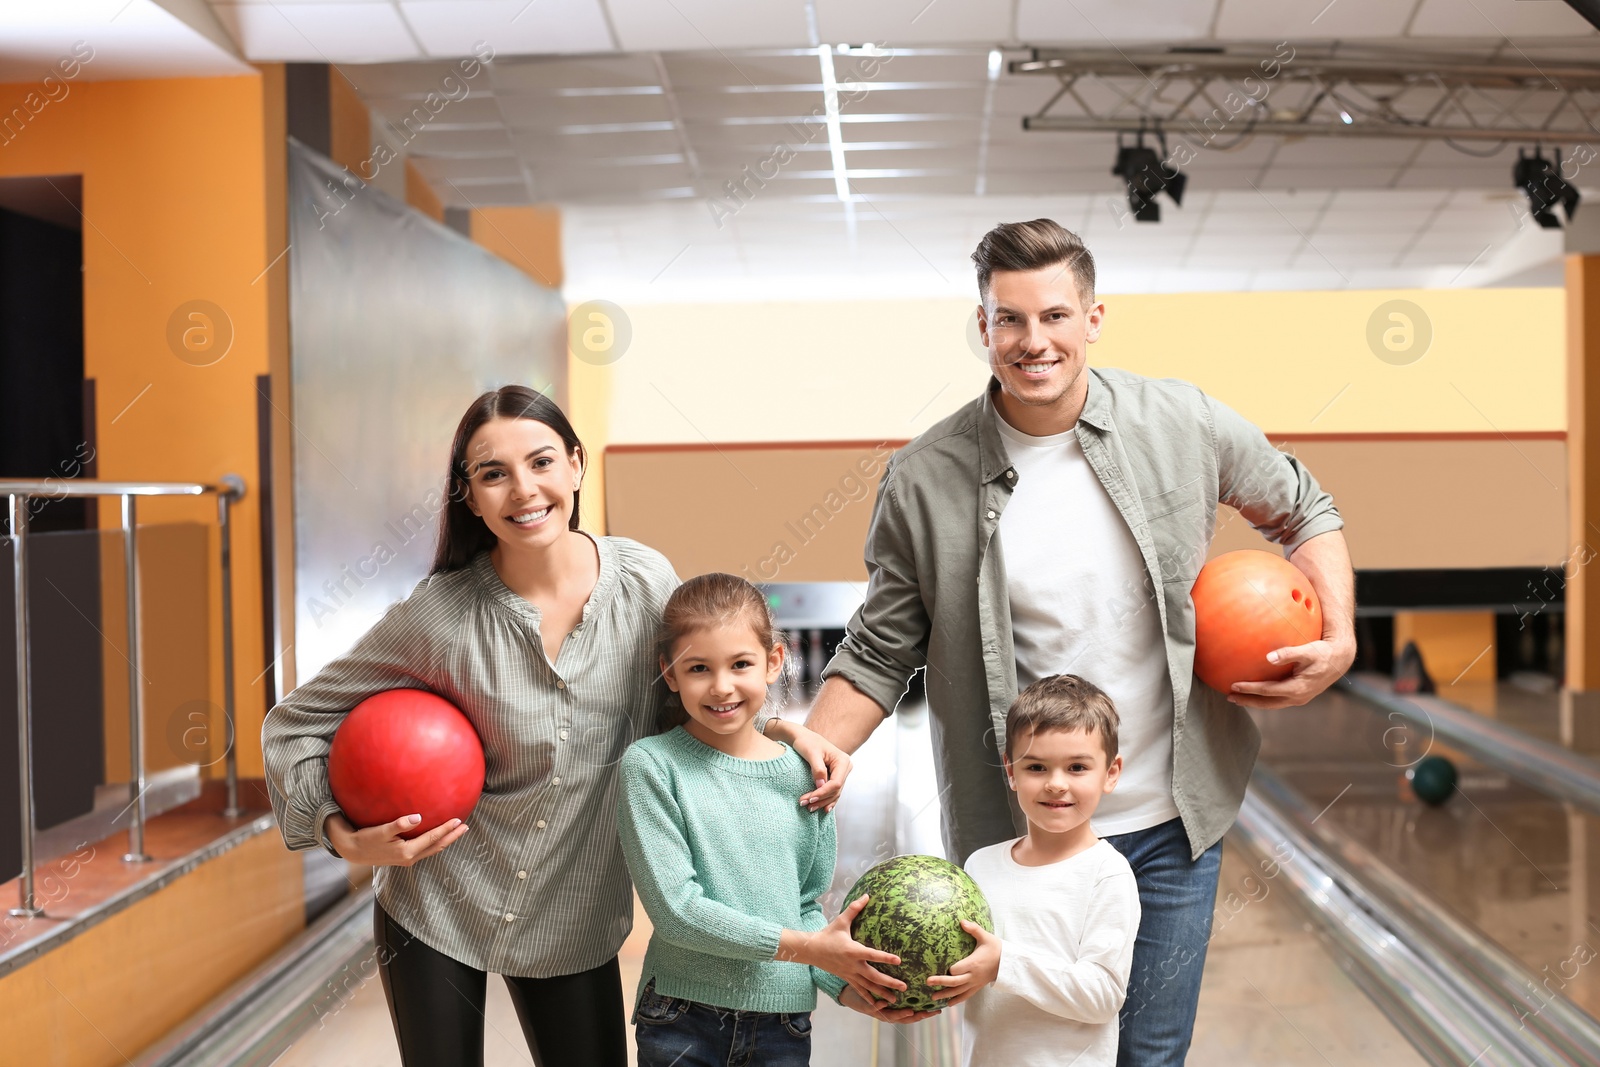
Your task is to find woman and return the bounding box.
[262,386,846,1066]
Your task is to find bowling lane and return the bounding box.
[1253,683,1600,1021]
[274,698,1433,1066]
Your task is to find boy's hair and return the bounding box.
[970,218,1097,312]
[655,572,791,730]
[1004,674,1120,763]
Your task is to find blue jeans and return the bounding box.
[1102,816,1224,1067]
[633,979,812,1067]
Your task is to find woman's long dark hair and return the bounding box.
[430,386,586,574]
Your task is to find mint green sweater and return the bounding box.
[617,727,848,1015]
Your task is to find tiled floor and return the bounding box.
[275,840,1426,1066]
[1189,845,1429,1066]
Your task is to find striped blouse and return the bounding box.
[262,534,681,977]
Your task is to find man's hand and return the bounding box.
[927,920,1001,1007]
[767,718,853,812]
[1227,636,1357,710]
[839,985,943,1024]
[1232,530,1356,710]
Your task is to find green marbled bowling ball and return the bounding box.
[1407,755,1458,806]
[843,854,994,1012]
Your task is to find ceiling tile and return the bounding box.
[1214,0,1414,40]
[605,0,812,51]
[1408,0,1595,37]
[208,2,421,61]
[1016,0,1217,43]
[814,0,1014,47]
[400,0,614,56]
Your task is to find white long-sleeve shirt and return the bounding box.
[962,837,1141,1067]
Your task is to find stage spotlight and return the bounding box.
[1514,147,1580,229]
[1112,132,1185,223]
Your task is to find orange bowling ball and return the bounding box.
[328,689,485,839]
[1191,550,1323,693]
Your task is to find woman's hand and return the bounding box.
[839,985,942,1024]
[777,893,905,1006]
[769,719,853,812]
[927,920,1001,1007]
[323,812,469,867]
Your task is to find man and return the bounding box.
[763,218,1354,1064]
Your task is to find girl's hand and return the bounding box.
[779,721,852,812]
[323,812,469,867]
[927,920,1000,1007]
[778,893,905,1005]
[839,985,942,1024]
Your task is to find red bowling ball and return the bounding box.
[328,689,485,839]
[1192,550,1324,694]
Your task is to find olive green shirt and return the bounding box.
[802,368,1343,863]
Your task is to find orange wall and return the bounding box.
[405,158,444,222]
[471,206,563,288]
[0,72,282,777]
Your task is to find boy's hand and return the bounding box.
[839,985,942,1024]
[777,894,906,1006]
[927,920,1000,1007]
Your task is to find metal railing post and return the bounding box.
[0,477,251,871]
[8,494,43,917]
[218,475,245,818]
[122,493,152,863]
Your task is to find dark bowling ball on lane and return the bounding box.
[1406,755,1458,806]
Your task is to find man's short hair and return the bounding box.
[1004,673,1120,763]
[970,218,1097,311]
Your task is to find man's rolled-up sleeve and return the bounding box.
[1206,392,1344,553]
[821,458,930,717]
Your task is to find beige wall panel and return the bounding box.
[606,443,899,582]
[1209,438,1566,570]
[612,437,1566,582]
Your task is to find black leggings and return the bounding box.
[373,901,628,1067]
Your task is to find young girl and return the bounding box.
[617,573,908,1065]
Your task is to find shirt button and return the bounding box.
[1005,469,1015,479]
[504,912,516,922]
[517,870,528,879]
[559,730,568,741]
[552,776,561,785]
[556,680,566,690]
[986,509,996,519]
[536,819,547,829]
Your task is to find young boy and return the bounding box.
[927,673,1141,1067]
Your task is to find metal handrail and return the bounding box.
[3,476,246,918]
[1249,765,1600,1063]
[1339,673,1600,818]
[1233,781,1557,1066]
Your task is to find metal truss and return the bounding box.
[1013,48,1600,150]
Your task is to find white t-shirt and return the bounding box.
[992,398,1180,836]
[962,837,1141,1067]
